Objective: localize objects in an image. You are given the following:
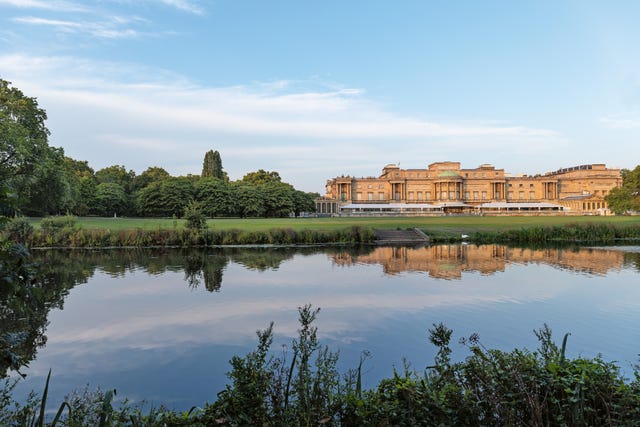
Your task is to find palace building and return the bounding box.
[316,162,622,216]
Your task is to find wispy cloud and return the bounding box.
[0,54,567,189]
[0,0,88,12]
[12,15,145,39]
[157,0,204,15]
[600,114,640,129]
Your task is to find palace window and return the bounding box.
[482,191,487,200]
[465,191,470,199]
[368,184,372,189]
[417,192,423,200]
[426,192,431,200]
[529,191,535,199]
[378,184,384,189]
[519,191,524,199]
[357,192,362,200]
[508,192,513,199]
[473,191,478,200]
[379,192,384,200]
[408,192,414,200]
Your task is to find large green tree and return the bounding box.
[95,165,136,192]
[136,177,195,217]
[242,169,281,186]
[196,177,232,217]
[260,182,294,217]
[132,166,171,191]
[94,182,128,216]
[292,190,319,217]
[15,146,75,216]
[230,182,265,218]
[0,79,51,215]
[606,165,640,214]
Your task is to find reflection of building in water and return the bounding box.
[316,162,622,216]
[331,245,625,279]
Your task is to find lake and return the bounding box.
[10,244,640,411]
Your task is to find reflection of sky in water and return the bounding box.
[13,246,640,411]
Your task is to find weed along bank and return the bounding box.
[316,161,622,216]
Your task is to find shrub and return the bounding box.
[4,217,34,243]
[183,201,207,231]
[40,215,77,232]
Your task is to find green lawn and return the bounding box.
[27,215,640,234]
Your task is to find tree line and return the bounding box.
[1,79,317,218]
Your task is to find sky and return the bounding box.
[1,0,639,192]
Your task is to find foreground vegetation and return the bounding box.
[2,305,639,426]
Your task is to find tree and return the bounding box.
[15,146,75,216]
[0,79,50,214]
[242,169,281,186]
[94,182,128,216]
[292,190,319,217]
[183,200,207,231]
[201,150,224,180]
[135,177,195,217]
[230,183,265,218]
[132,166,170,191]
[196,177,232,217]
[260,182,294,217]
[605,165,640,214]
[95,165,136,192]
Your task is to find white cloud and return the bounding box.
[157,0,204,15]
[13,15,143,39]
[0,54,568,190]
[600,114,640,129]
[0,0,88,12]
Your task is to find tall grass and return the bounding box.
[469,222,640,245]
[11,226,376,248]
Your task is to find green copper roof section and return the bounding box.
[437,171,460,178]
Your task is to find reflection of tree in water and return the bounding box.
[227,247,297,271]
[623,251,640,272]
[184,251,228,292]
[1,246,92,377]
[3,245,366,376]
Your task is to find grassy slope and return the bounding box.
[28,215,640,234]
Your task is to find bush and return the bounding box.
[4,217,34,243]
[40,215,77,232]
[183,201,207,231]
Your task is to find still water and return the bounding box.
[12,245,640,410]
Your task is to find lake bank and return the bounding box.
[8,216,640,248]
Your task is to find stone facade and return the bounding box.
[317,162,622,215]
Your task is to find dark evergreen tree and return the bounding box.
[201,150,224,179]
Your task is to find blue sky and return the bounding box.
[1,0,639,192]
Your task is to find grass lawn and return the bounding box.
[27,215,640,235]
